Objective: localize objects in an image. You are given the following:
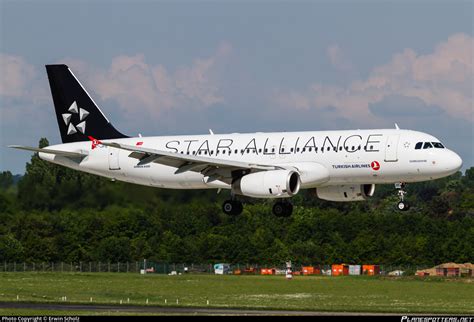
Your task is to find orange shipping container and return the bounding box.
[362,265,380,276]
[302,266,314,275]
[302,267,321,275]
[260,268,275,275]
[331,264,349,276]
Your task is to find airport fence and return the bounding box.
[0,262,209,274]
[0,262,426,276]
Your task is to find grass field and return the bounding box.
[0,273,473,314]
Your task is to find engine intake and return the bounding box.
[316,184,375,202]
[233,170,301,198]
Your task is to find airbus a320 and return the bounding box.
[10,65,463,216]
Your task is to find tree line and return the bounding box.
[0,138,473,266]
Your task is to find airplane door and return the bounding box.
[385,134,399,162]
[108,147,121,170]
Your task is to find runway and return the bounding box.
[0,302,399,316]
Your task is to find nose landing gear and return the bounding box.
[396,182,410,211]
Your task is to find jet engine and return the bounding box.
[316,184,375,202]
[232,170,301,198]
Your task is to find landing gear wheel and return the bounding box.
[222,200,243,216]
[397,201,410,211]
[272,203,285,216]
[395,182,409,212]
[272,202,293,217]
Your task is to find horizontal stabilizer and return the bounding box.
[8,145,87,158]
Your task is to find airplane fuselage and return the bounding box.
[40,128,462,191]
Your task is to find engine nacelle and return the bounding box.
[316,184,375,202]
[232,170,301,198]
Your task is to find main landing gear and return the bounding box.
[395,182,410,211]
[222,198,243,216]
[272,200,293,217]
[222,197,294,217]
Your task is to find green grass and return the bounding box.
[0,273,473,314]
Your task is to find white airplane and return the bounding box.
[10,65,463,216]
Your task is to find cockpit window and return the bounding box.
[423,142,433,149]
[415,142,423,150]
[432,142,445,149]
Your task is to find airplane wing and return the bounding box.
[8,145,87,158]
[101,141,282,182]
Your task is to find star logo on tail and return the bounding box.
[62,101,89,135]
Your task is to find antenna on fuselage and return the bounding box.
[209,129,214,135]
[395,123,400,130]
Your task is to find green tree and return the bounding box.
[96,236,131,262]
[0,234,24,261]
[0,171,13,190]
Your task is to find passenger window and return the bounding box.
[415,142,422,150]
[432,142,445,148]
[423,142,433,149]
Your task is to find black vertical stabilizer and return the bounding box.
[46,64,128,143]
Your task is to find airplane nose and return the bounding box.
[447,151,463,173]
[453,152,463,171]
